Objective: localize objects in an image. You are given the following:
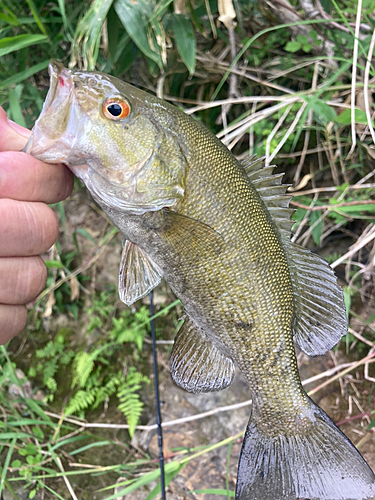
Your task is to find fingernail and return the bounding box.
[7,118,31,138]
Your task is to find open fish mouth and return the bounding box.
[22,61,81,163]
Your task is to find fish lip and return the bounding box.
[44,60,73,115]
[23,60,78,159]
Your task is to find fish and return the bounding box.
[24,60,375,500]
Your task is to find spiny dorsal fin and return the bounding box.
[170,318,235,393]
[241,156,348,356]
[241,156,295,238]
[119,240,162,306]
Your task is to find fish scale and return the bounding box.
[24,61,375,500]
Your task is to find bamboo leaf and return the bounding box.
[309,210,323,246]
[0,61,49,90]
[25,0,48,37]
[115,0,163,67]
[171,14,196,75]
[0,34,48,57]
[145,463,185,500]
[8,85,26,127]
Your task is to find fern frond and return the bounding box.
[72,351,95,389]
[64,388,98,415]
[117,367,150,437]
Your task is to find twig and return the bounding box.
[45,400,253,432]
[55,456,79,500]
[348,327,374,347]
[290,199,375,211]
[364,28,375,145]
[268,102,308,164]
[294,62,319,185]
[331,225,375,268]
[265,104,293,166]
[290,182,375,196]
[346,0,363,159]
[307,349,375,396]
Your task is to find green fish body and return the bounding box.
[24,61,375,500]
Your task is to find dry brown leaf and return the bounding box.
[218,0,237,30]
[43,292,56,318]
[70,276,80,301]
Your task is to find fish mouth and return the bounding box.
[23,60,80,162]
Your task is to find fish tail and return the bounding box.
[236,397,375,500]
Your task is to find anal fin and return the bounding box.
[170,318,235,393]
[119,240,163,306]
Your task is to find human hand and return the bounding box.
[0,107,74,344]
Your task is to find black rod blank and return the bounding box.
[149,290,166,499]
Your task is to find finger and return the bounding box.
[0,107,30,152]
[0,304,28,344]
[0,199,59,257]
[0,151,74,203]
[0,256,47,305]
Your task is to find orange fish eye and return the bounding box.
[102,98,130,120]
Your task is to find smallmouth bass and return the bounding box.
[24,61,375,500]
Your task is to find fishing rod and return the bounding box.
[149,290,166,499]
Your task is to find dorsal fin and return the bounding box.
[241,157,295,237]
[241,156,348,356]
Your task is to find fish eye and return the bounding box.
[102,97,131,120]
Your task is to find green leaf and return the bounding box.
[336,108,371,125]
[343,286,352,319]
[302,96,337,124]
[145,463,185,500]
[332,203,375,214]
[74,0,115,69]
[76,228,97,244]
[309,210,322,246]
[0,34,48,57]
[8,85,26,127]
[44,260,65,269]
[26,0,48,37]
[0,61,49,91]
[115,0,163,68]
[302,43,312,53]
[171,14,196,75]
[284,41,300,53]
[296,34,309,45]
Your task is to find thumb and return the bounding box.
[0,107,31,152]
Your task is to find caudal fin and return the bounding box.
[236,397,375,500]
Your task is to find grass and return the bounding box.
[1,0,375,497]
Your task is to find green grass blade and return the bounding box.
[193,489,235,497]
[0,61,49,90]
[25,0,49,37]
[8,85,26,127]
[0,34,48,57]
[171,14,196,75]
[0,436,17,495]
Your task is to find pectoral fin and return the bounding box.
[119,240,163,306]
[170,318,235,393]
[160,209,224,259]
